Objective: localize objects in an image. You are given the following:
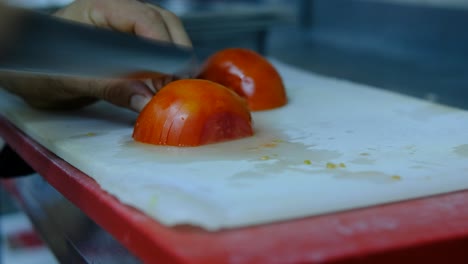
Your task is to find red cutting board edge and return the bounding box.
[2,115,468,264]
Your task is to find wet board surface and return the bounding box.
[1,60,468,230]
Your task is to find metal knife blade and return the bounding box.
[0,7,196,78]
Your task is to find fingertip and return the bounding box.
[91,79,153,112]
[142,78,157,93]
[128,80,155,97]
[130,94,151,112]
[151,75,175,91]
[127,80,154,112]
[145,4,193,47]
[133,7,172,42]
[174,35,193,48]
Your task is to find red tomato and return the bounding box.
[197,48,287,111]
[133,79,254,147]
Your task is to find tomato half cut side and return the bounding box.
[133,79,254,147]
[197,48,287,111]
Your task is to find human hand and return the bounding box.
[1,0,192,112]
[54,0,191,47]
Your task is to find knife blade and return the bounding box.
[0,7,196,79]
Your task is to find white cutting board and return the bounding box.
[1,60,468,230]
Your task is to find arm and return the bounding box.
[0,0,192,112]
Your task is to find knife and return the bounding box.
[0,7,196,78]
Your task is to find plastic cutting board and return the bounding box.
[1,60,468,230]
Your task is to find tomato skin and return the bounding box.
[133,79,253,147]
[197,48,287,111]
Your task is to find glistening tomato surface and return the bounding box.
[197,48,287,111]
[133,79,253,147]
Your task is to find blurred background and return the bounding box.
[1,0,468,263]
[4,0,468,108]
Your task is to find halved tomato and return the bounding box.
[197,48,287,111]
[133,79,253,147]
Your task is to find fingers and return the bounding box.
[105,1,192,47]
[94,0,172,42]
[1,72,154,112]
[75,78,154,112]
[75,0,192,46]
[128,8,172,43]
[149,75,177,92]
[146,4,192,47]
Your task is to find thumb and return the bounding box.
[80,79,154,112]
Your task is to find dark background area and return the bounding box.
[268,0,468,110]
